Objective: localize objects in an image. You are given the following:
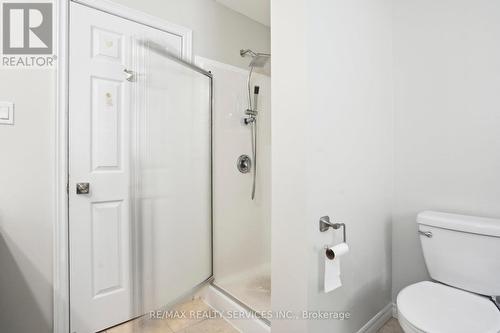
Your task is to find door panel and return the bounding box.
[91,200,125,297]
[91,77,123,171]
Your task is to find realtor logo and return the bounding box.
[2,2,52,54]
[1,2,55,67]
[3,3,52,54]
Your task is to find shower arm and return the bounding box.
[240,49,271,58]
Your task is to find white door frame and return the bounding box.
[54,1,192,331]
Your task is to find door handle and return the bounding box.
[124,69,135,82]
[76,182,90,195]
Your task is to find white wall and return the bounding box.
[0,1,269,332]
[271,0,309,331]
[392,0,500,300]
[272,0,393,332]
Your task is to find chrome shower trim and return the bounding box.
[139,39,213,78]
[240,49,270,58]
[240,49,256,57]
[240,48,270,200]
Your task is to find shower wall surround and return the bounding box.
[196,57,271,312]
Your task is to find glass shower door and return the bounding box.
[131,39,212,314]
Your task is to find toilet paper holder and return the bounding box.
[319,216,346,243]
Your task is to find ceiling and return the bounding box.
[215,0,270,27]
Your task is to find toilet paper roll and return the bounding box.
[324,242,349,293]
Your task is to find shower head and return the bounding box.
[240,49,257,57]
[240,49,271,68]
[249,55,270,68]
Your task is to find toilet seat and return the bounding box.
[397,281,500,333]
[398,311,425,333]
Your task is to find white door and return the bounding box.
[69,3,196,333]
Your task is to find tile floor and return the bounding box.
[377,318,404,333]
[103,298,239,333]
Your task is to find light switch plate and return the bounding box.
[0,102,14,125]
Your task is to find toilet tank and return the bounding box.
[417,211,500,296]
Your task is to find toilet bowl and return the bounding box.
[397,281,500,333]
[396,211,500,333]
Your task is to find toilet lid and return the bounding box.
[397,281,500,333]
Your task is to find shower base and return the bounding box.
[195,266,271,332]
[201,284,271,333]
[215,267,271,313]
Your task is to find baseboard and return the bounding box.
[392,302,398,318]
[356,303,394,333]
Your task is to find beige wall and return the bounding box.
[392,0,500,300]
[113,0,270,72]
[306,0,394,331]
[0,70,55,333]
[0,1,269,332]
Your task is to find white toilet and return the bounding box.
[396,211,500,333]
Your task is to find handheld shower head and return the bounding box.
[253,86,260,112]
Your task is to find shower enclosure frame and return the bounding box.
[202,56,271,327]
[136,45,270,328]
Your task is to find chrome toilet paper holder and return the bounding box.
[319,215,346,243]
